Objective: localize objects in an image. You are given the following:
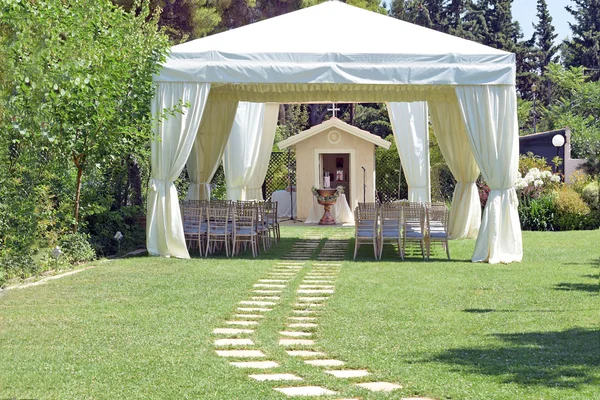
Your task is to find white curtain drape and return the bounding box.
[455,85,522,264]
[387,102,431,203]
[186,95,239,200]
[147,83,211,258]
[223,103,278,201]
[246,103,279,200]
[429,98,481,239]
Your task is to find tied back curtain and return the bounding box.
[147,82,211,258]
[455,85,522,264]
[246,103,279,200]
[186,95,239,200]
[223,102,278,201]
[429,98,481,239]
[387,102,431,203]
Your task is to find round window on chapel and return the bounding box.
[328,130,341,144]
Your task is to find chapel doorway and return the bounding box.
[320,153,350,205]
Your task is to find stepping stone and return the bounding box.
[294,303,323,308]
[259,279,289,283]
[325,369,369,378]
[286,350,325,357]
[288,317,317,321]
[213,328,254,335]
[298,297,328,302]
[214,338,254,346]
[292,310,317,315]
[279,331,313,337]
[279,339,315,346]
[355,382,403,392]
[226,320,259,326]
[240,300,276,306]
[216,350,265,358]
[230,361,279,369]
[253,284,286,288]
[288,323,318,328]
[313,263,342,266]
[237,307,271,312]
[298,289,334,294]
[249,373,303,381]
[235,314,264,319]
[251,296,280,300]
[304,359,345,367]
[268,273,295,276]
[274,386,337,396]
[400,398,437,400]
[299,285,334,288]
[253,290,282,294]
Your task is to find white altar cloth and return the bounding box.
[272,190,296,217]
[305,194,354,224]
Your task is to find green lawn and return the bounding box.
[0,228,598,399]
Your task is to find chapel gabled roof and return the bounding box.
[277,118,391,150]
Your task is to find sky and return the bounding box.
[512,0,575,44]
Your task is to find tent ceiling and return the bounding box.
[157,1,515,86]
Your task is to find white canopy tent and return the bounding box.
[147,1,522,264]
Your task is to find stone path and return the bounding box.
[211,230,425,399]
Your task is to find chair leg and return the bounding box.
[353,239,358,260]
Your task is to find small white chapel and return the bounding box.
[277,117,390,221]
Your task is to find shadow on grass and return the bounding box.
[433,328,600,388]
[554,282,600,294]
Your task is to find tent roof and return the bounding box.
[277,117,391,150]
[157,1,515,87]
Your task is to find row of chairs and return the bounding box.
[354,201,450,260]
[181,200,280,258]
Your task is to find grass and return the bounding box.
[0,227,598,399]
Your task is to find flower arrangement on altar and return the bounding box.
[311,186,344,202]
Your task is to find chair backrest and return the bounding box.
[182,202,202,232]
[358,202,379,212]
[380,202,401,231]
[426,204,449,234]
[355,206,378,235]
[402,202,424,234]
[234,206,256,232]
[207,205,229,231]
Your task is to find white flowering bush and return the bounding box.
[515,167,561,200]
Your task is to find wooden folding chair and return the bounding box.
[401,202,425,260]
[426,203,450,260]
[232,206,259,257]
[354,207,379,260]
[379,202,402,259]
[205,205,232,257]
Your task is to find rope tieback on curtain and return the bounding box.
[149,178,168,192]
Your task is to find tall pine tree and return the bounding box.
[530,0,559,105]
[565,0,600,80]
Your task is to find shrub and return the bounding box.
[86,206,145,257]
[519,152,552,176]
[59,233,96,264]
[553,187,591,231]
[519,195,557,231]
[582,181,599,209]
[0,250,37,280]
[569,170,592,194]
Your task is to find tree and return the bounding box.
[113,0,221,43]
[565,0,600,80]
[529,0,559,105]
[1,0,171,232]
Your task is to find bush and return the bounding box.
[0,250,38,281]
[59,233,96,264]
[582,181,599,209]
[519,152,552,176]
[86,206,145,257]
[519,195,557,231]
[553,187,591,231]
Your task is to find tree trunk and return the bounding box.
[73,164,84,233]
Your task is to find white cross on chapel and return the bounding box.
[327,103,341,118]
